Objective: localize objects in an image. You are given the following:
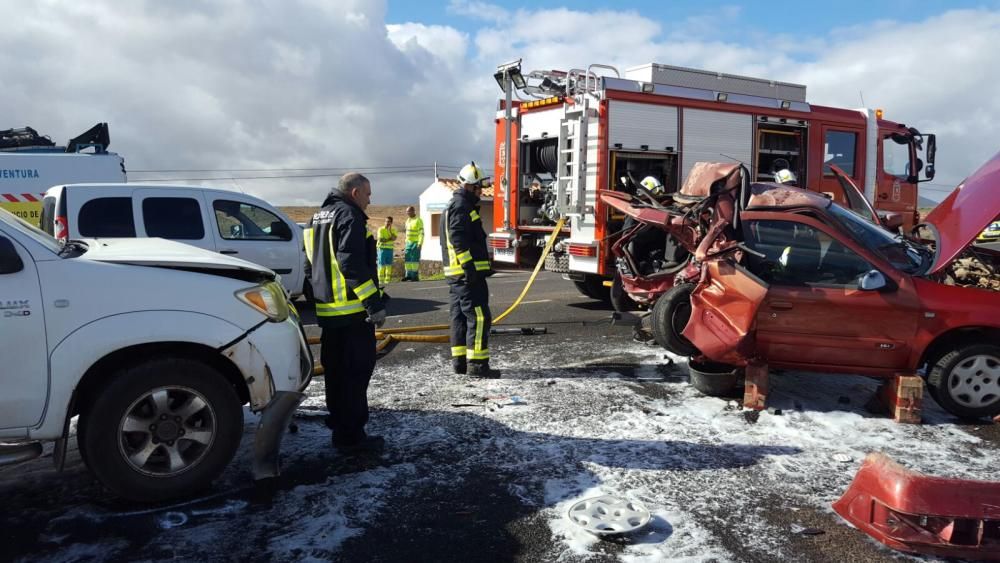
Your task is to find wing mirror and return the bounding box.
[859,270,888,291]
[0,237,24,275]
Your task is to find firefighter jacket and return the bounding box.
[405,216,424,245]
[306,190,384,327]
[440,189,491,280]
[377,225,397,250]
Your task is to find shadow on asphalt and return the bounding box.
[0,409,802,562]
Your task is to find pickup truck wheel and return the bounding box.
[651,283,699,356]
[79,358,243,502]
[927,344,1000,419]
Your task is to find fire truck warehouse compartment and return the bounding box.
[489,61,936,285]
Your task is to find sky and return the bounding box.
[3,0,999,205]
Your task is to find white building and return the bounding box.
[418,177,494,262]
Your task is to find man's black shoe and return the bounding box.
[332,435,385,455]
[452,358,467,375]
[468,362,501,379]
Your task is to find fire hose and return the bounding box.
[310,218,566,375]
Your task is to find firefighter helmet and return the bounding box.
[774,169,798,186]
[457,162,489,186]
[640,175,665,195]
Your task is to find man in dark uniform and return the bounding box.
[305,172,387,453]
[441,162,500,378]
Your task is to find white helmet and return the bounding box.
[457,161,489,186]
[640,175,665,195]
[774,169,797,185]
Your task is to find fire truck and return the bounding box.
[487,61,936,299]
[0,123,125,226]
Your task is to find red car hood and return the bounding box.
[923,151,1000,274]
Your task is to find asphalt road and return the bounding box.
[2,270,998,562]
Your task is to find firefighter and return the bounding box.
[376,216,397,286]
[402,206,423,281]
[441,162,500,378]
[306,172,386,453]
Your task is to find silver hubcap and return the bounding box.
[948,353,1000,409]
[118,386,216,477]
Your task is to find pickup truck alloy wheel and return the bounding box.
[928,344,1000,419]
[118,386,216,477]
[79,358,243,502]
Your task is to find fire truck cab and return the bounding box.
[487,61,936,297]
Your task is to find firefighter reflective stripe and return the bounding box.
[473,260,490,271]
[443,209,465,276]
[469,306,488,360]
[456,250,473,265]
[451,345,467,358]
[470,210,480,222]
[328,227,346,302]
[354,279,378,300]
[303,227,315,265]
[315,301,366,316]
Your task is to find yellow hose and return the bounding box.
[312,218,566,374]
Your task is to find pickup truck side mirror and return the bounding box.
[859,270,888,291]
[0,237,24,274]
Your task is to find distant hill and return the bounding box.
[918,195,938,208]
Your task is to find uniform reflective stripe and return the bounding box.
[354,279,378,300]
[467,349,490,360]
[328,227,347,302]
[473,306,486,355]
[406,218,423,242]
[473,260,490,271]
[456,250,473,265]
[303,228,315,265]
[451,346,467,357]
[315,302,366,315]
[470,210,480,222]
[377,227,396,249]
[444,265,464,276]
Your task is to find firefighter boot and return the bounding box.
[452,357,467,375]
[468,361,501,379]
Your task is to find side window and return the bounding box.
[742,220,873,287]
[213,200,292,241]
[142,197,204,240]
[882,135,911,178]
[40,196,56,235]
[78,197,136,237]
[824,131,858,177]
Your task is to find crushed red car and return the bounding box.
[834,452,1000,560]
[604,154,1000,420]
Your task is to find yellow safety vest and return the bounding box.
[405,217,424,244]
[377,226,397,250]
[304,226,377,317]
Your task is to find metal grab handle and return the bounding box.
[220,249,239,255]
[585,63,621,92]
[769,301,794,310]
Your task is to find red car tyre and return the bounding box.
[927,343,1000,419]
[651,283,699,356]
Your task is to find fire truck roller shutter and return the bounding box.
[608,101,678,151]
[680,109,753,184]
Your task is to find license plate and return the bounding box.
[492,246,516,261]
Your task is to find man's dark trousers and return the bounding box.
[321,320,377,445]
[449,277,491,362]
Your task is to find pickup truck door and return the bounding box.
[133,189,216,252]
[681,259,768,365]
[206,196,302,295]
[0,231,48,431]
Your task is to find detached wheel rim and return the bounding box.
[118,386,217,477]
[948,353,1000,409]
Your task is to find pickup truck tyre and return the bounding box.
[927,344,1000,419]
[79,358,243,502]
[688,360,743,398]
[651,283,699,356]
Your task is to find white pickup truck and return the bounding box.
[0,207,312,502]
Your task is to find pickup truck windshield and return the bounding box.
[828,203,924,274]
[0,208,61,254]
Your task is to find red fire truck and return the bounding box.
[487,61,936,300]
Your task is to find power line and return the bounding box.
[136,168,443,183]
[130,163,471,174]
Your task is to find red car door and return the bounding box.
[740,214,920,371]
[682,258,768,366]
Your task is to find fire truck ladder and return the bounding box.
[556,97,593,219]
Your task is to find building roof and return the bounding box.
[435,177,495,199]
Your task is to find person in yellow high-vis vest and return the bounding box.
[402,206,423,281]
[306,172,386,454]
[376,216,397,287]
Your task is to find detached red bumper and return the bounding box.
[833,453,1000,560]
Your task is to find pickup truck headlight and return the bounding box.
[236,281,290,322]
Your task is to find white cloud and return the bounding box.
[1,2,996,206]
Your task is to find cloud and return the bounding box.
[1,2,996,206]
